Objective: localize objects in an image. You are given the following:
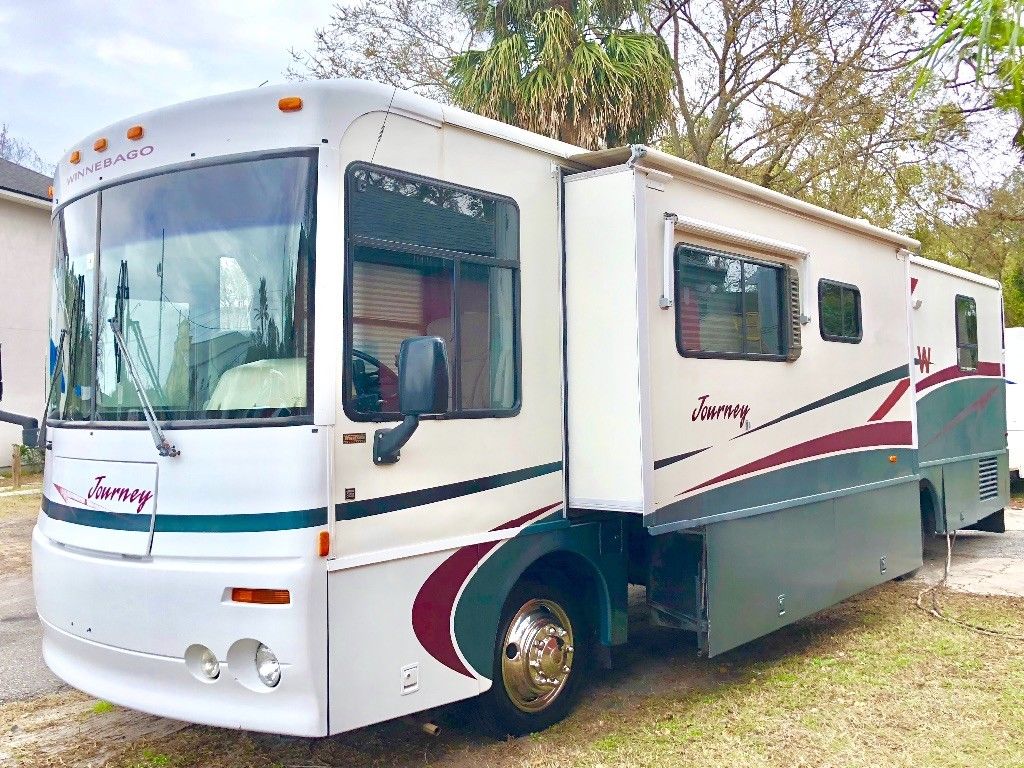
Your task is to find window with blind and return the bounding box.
[818,280,862,343]
[344,163,520,419]
[675,244,795,361]
[955,294,979,371]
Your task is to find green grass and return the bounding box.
[90,700,116,715]
[93,583,1024,768]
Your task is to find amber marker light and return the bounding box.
[889,455,898,463]
[93,137,108,152]
[278,96,303,112]
[231,588,291,605]
[47,186,54,199]
[126,125,144,140]
[318,531,330,557]
[69,150,81,164]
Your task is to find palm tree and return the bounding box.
[920,0,1024,145]
[448,0,673,149]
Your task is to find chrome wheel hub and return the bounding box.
[501,598,575,713]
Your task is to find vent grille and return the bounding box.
[786,266,802,361]
[979,457,999,501]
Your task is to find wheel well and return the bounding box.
[517,551,604,636]
[920,480,938,534]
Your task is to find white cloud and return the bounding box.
[94,34,193,70]
[0,0,328,165]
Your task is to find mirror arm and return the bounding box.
[373,415,420,465]
[0,411,40,448]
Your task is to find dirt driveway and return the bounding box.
[2,494,1022,768]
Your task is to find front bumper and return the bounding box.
[33,526,328,736]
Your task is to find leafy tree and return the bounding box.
[448,0,674,147]
[917,1,1024,146]
[291,0,673,148]
[0,123,54,174]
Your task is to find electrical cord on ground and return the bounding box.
[915,530,1024,640]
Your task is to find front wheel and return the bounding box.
[478,579,589,737]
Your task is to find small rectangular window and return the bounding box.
[955,294,979,371]
[675,245,788,360]
[818,280,862,343]
[344,164,519,419]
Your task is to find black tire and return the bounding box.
[477,577,591,738]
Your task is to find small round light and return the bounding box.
[255,643,280,687]
[94,137,108,152]
[200,647,220,680]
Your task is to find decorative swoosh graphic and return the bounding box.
[734,364,909,440]
[922,384,1000,448]
[916,362,1002,393]
[868,378,911,422]
[411,502,562,678]
[678,421,913,497]
[337,461,562,520]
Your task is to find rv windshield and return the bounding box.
[48,153,316,423]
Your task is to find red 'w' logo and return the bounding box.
[917,346,932,373]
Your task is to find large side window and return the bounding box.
[818,279,862,343]
[675,244,797,361]
[955,294,979,371]
[344,164,519,419]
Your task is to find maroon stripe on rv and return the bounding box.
[868,378,911,422]
[915,362,1002,393]
[910,277,918,293]
[923,384,1000,448]
[411,502,562,678]
[677,421,913,498]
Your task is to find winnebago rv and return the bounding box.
[910,258,1008,531]
[19,80,1007,738]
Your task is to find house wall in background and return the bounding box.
[0,192,51,463]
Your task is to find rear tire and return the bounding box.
[477,578,590,738]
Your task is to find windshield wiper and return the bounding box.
[108,318,180,458]
[36,328,68,448]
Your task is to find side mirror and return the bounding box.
[373,337,449,464]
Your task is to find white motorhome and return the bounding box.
[910,258,1008,531]
[22,80,1007,738]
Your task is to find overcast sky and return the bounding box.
[0,1,331,167]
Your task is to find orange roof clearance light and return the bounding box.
[888,455,898,463]
[47,186,54,199]
[318,530,330,557]
[69,150,81,165]
[231,588,291,605]
[278,96,303,112]
[93,137,108,152]
[126,125,144,141]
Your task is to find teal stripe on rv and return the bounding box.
[41,497,329,533]
[735,363,910,439]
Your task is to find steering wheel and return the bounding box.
[351,349,398,412]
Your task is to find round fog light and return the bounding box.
[255,643,280,688]
[199,647,220,680]
[184,643,221,683]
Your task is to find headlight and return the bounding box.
[255,643,280,688]
[199,647,220,680]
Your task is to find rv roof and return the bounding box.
[572,145,921,252]
[909,255,1002,290]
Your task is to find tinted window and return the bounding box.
[819,280,862,342]
[345,164,519,418]
[675,245,786,359]
[955,295,978,371]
